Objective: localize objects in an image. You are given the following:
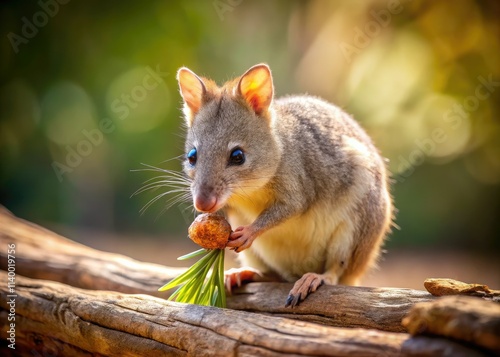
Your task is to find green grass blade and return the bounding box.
[173,277,200,303]
[180,256,217,303]
[216,249,226,307]
[177,248,207,261]
[211,289,219,306]
[189,253,218,303]
[168,284,184,301]
[158,249,217,291]
[159,248,226,308]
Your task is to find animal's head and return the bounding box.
[177,64,281,213]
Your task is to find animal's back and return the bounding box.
[176,63,393,305]
[238,95,393,284]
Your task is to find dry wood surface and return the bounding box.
[0,273,491,357]
[0,205,437,332]
[403,295,500,354]
[424,278,500,302]
[0,206,497,356]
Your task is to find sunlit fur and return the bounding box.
[145,64,394,291]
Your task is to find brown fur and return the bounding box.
[177,64,394,305]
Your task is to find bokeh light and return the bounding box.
[0,0,499,284]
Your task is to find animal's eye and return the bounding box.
[187,148,197,166]
[229,148,245,166]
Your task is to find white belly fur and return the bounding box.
[226,135,376,282]
[228,198,356,282]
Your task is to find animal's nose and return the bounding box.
[194,193,217,213]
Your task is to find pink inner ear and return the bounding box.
[248,94,261,113]
[178,69,205,114]
[240,79,271,115]
[186,87,201,104]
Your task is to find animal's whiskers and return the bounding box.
[132,162,192,217]
[133,179,189,197]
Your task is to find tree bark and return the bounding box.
[0,206,185,297]
[0,206,497,356]
[0,206,435,333]
[403,295,500,354]
[424,278,500,302]
[0,273,489,357]
[228,283,435,332]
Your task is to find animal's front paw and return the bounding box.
[285,272,325,308]
[224,267,262,294]
[226,226,256,252]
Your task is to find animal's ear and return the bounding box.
[237,64,274,116]
[177,67,206,127]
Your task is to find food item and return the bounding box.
[188,213,231,250]
[158,213,230,307]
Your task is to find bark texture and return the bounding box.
[0,206,497,356]
[403,295,500,354]
[0,205,436,333]
[0,273,490,357]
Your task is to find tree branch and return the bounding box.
[0,273,488,357]
[403,295,500,354]
[0,206,435,333]
[0,206,184,297]
[0,206,496,356]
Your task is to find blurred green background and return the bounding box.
[1,0,499,287]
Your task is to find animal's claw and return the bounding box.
[285,273,325,308]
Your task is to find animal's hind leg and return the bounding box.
[285,269,340,308]
[340,188,393,285]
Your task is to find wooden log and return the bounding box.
[229,282,435,332]
[0,273,489,357]
[2,205,497,355]
[0,206,436,333]
[403,295,500,355]
[0,206,184,297]
[424,278,500,302]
